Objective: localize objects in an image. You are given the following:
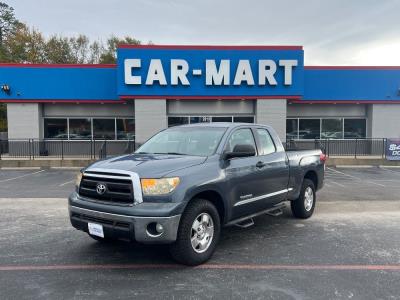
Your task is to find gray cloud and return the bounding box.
[7,0,400,65]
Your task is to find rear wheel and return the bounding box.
[291,178,316,219]
[169,199,220,266]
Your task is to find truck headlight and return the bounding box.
[75,172,83,188]
[141,177,180,195]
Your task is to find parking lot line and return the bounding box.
[326,167,387,187]
[1,263,400,272]
[0,170,45,183]
[58,179,75,187]
[329,181,345,187]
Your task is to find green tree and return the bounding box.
[6,23,46,63]
[0,2,20,62]
[0,2,17,44]
[0,103,6,132]
[99,36,141,64]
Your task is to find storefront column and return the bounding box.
[367,104,400,138]
[134,99,167,146]
[256,99,287,141]
[7,103,43,139]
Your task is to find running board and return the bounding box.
[234,218,255,228]
[266,208,283,217]
[226,202,287,228]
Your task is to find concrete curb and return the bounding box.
[0,159,95,168]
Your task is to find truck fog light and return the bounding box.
[156,223,164,233]
[146,222,163,237]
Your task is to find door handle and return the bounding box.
[256,161,267,168]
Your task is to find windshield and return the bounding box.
[136,127,227,156]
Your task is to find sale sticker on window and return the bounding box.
[386,139,400,161]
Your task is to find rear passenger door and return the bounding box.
[253,128,290,206]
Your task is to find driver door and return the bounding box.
[223,128,264,219]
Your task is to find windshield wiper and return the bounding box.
[154,152,188,155]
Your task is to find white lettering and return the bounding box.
[258,60,277,86]
[279,60,297,85]
[124,59,141,85]
[233,60,254,86]
[206,60,230,85]
[145,59,167,85]
[171,59,190,85]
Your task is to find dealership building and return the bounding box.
[0,45,399,146]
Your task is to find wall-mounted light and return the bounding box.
[1,84,10,95]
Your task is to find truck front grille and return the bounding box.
[79,171,134,205]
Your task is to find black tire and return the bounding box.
[291,178,316,219]
[169,199,221,266]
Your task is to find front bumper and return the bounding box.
[69,205,181,244]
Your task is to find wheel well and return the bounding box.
[190,190,225,223]
[304,170,318,189]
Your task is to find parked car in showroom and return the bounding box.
[69,123,325,265]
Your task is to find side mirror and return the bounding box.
[223,144,256,160]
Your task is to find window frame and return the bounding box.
[286,117,367,140]
[43,117,135,141]
[43,118,68,139]
[167,115,255,127]
[254,127,277,156]
[222,127,259,158]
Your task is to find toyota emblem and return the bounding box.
[96,183,107,195]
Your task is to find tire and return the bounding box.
[291,178,316,219]
[169,199,221,266]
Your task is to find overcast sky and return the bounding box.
[7,0,400,65]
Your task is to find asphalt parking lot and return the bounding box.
[1,167,400,299]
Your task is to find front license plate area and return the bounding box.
[88,223,104,238]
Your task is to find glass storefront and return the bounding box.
[44,118,67,139]
[321,118,343,139]
[287,118,366,140]
[168,115,255,127]
[44,117,135,140]
[69,118,91,139]
[117,118,136,140]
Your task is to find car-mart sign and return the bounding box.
[117,45,304,99]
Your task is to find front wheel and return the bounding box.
[169,199,221,266]
[291,178,316,219]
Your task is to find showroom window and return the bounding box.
[93,119,116,140]
[168,115,254,127]
[344,119,366,138]
[69,118,91,139]
[44,118,68,139]
[117,118,135,140]
[321,118,343,139]
[286,118,367,140]
[299,119,321,139]
[168,117,189,127]
[286,119,298,140]
[43,118,135,140]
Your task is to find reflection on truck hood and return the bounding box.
[87,154,207,178]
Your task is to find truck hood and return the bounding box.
[86,154,207,178]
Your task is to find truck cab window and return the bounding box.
[225,128,256,153]
[256,129,276,155]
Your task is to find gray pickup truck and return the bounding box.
[69,123,325,265]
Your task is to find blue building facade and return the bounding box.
[1,45,399,143]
